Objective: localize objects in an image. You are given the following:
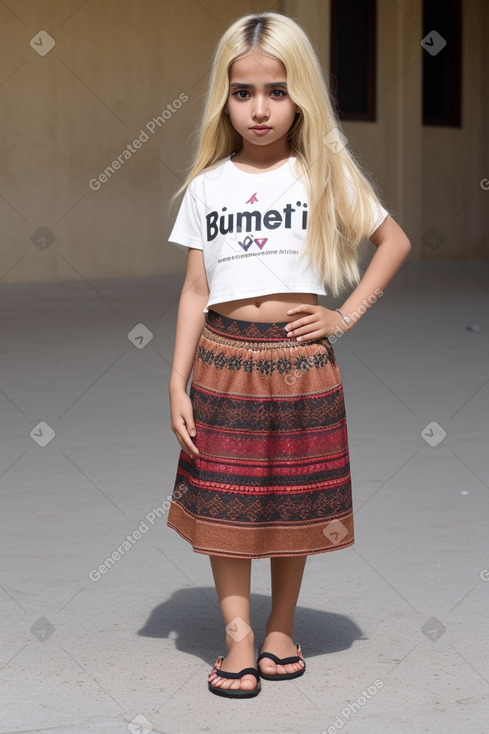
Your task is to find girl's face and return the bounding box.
[224,50,299,154]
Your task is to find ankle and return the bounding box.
[264,626,294,640]
[225,629,255,650]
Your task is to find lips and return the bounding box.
[250,126,272,137]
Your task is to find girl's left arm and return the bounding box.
[285,215,411,341]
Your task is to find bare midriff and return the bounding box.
[210,292,318,323]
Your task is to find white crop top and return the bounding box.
[168,154,388,313]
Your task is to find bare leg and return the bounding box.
[258,555,308,676]
[208,555,257,691]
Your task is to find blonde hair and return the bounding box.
[172,11,389,297]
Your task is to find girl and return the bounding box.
[166,11,411,698]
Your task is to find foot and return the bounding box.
[208,635,258,693]
[258,631,305,677]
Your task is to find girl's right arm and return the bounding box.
[169,248,209,458]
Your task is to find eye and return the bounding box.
[233,90,250,99]
[271,89,287,97]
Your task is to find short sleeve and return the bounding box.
[367,199,389,237]
[343,163,389,237]
[168,180,204,251]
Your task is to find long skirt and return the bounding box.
[166,308,354,558]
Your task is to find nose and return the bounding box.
[252,94,270,121]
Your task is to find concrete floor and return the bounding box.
[1,259,489,734]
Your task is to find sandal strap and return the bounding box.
[209,656,260,682]
[211,666,259,681]
[256,651,302,665]
[257,642,305,667]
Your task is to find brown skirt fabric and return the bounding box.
[166,309,354,558]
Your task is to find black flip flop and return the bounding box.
[256,641,306,681]
[208,655,261,698]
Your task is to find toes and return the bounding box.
[240,674,258,690]
[258,659,305,675]
[280,662,302,674]
[209,672,257,691]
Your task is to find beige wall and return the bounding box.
[1,0,487,287]
[285,0,489,261]
[421,0,489,259]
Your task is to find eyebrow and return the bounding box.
[229,81,288,89]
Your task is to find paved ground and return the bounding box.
[1,259,488,733]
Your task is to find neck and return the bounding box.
[233,140,292,168]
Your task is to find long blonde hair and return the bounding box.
[172,11,389,297]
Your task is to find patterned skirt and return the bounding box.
[166,309,354,558]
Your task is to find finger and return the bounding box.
[294,328,324,342]
[286,304,314,315]
[179,410,197,438]
[286,312,318,327]
[185,416,196,437]
[174,420,199,456]
[286,314,319,334]
[183,423,199,454]
[178,432,199,457]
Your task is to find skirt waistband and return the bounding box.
[205,308,291,342]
